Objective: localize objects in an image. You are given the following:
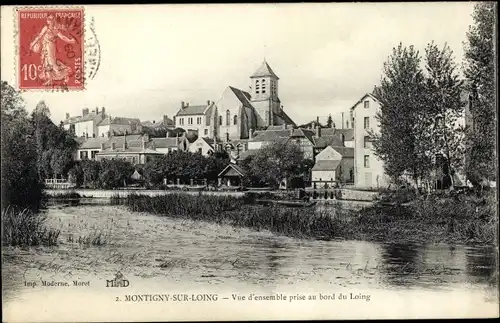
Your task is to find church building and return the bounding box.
[175,60,295,141]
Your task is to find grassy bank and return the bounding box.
[112,192,497,244]
[1,207,60,247]
[111,193,350,240]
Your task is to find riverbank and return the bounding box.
[3,204,498,322]
[109,192,497,245]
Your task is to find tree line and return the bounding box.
[371,2,496,190]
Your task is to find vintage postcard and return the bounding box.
[1,3,498,322]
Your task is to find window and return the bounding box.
[261,79,266,93]
[188,118,193,125]
[233,115,238,125]
[255,80,260,94]
[364,100,369,109]
[79,151,88,160]
[91,150,98,160]
[198,148,202,154]
[226,110,230,126]
[197,117,202,125]
[363,136,372,148]
[219,116,222,125]
[364,155,370,168]
[179,118,184,126]
[364,117,370,129]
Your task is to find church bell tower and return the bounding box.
[250,60,281,128]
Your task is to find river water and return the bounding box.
[2,203,498,321]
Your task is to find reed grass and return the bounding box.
[112,193,349,240]
[112,191,497,245]
[1,206,60,246]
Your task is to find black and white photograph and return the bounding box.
[1,2,498,321]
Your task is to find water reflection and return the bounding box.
[3,204,498,304]
[465,246,498,286]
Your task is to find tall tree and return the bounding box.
[244,141,304,188]
[326,114,334,128]
[463,2,497,186]
[1,81,42,210]
[424,42,466,186]
[371,43,427,185]
[31,101,78,179]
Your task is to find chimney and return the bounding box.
[96,107,99,114]
[181,101,185,109]
[65,112,70,119]
[186,102,190,108]
[111,142,116,150]
[315,124,321,137]
[341,112,344,129]
[341,133,345,146]
[163,115,169,125]
[311,122,315,130]
[101,107,105,115]
[346,120,349,129]
[153,120,155,124]
[100,142,105,150]
[249,128,253,140]
[82,108,89,116]
[207,100,211,106]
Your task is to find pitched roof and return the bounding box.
[229,86,253,109]
[250,129,290,142]
[150,137,181,149]
[331,146,354,158]
[176,103,213,116]
[218,163,246,177]
[251,61,279,79]
[312,160,341,172]
[320,128,354,141]
[350,93,382,111]
[273,109,295,126]
[98,116,141,126]
[97,147,163,154]
[77,137,108,149]
[63,112,103,125]
[238,149,258,161]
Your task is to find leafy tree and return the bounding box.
[1,81,42,210]
[81,160,101,188]
[143,155,167,187]
[98,159,134,189]
[463,2,497,186]
[371,43,427,185]
[326,114,334,128]
[424,42,466,186]
[243,141,305,188]
[31,101,78,179]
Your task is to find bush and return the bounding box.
[1,206,60,246]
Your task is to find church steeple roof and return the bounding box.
[251,60,279,79]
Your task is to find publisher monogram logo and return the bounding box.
[106,271,130,288]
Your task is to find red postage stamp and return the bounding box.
[17,7,84,91]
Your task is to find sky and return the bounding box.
[1,2,476,127]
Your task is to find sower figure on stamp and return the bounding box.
[29,15,75,86]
